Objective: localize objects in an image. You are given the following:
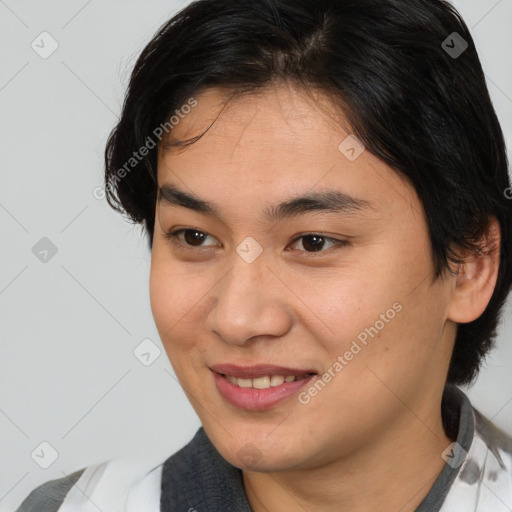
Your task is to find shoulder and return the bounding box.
[445,403,512,511]
[14,453,165,512]
[14,431,210,512]
[473,407,512,457]
[14,468,86,512]
[472,407,512,478]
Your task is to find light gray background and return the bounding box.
[1,1,511,510]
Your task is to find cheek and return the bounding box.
[149,257,191,345]
[319,279,449,412]
[313,283,405,372]
[287,256,405,346]
[149,260,174,332]
[300,248,441,371]
[149,255,215,357]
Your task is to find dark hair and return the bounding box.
[104,0,512,386]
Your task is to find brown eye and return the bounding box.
[288,234,348,253]
[183,230,207,246]
[164,229,219,247]
[300,235,326,252]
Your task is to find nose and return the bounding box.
[205,256,293,346]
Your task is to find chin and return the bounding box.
[231,450,305,473]
[210,430,308,472]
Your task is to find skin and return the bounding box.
[149,82,500,511]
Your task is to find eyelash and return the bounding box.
[163,228,349,254]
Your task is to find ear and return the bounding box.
[447,217,501,324]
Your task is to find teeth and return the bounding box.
[224,374,300,388]
[253,376,271,389]
[270,375,285,386]
[238,378,253,388]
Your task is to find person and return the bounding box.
[15,0,512,510]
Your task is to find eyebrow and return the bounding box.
[157,184,374,222]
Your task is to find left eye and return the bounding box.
[288,234,346,252]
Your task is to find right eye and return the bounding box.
[163,228,221,248]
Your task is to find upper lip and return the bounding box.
[210,364,317,379]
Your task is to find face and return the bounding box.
[149,83,457,472]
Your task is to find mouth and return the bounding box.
[223,373,311,389]
[210,364,317,411]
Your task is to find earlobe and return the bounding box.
[447,217,501,324]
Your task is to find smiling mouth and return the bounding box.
[210,365,317,410]
[220,373,315,389]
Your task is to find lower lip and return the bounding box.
[213,372,314,411]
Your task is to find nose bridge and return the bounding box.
[206,252,292,345]
[223,255,264,306]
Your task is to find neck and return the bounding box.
[242,403,453,512]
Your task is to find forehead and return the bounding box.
[163,84,347,153]
[156,84,421,225]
